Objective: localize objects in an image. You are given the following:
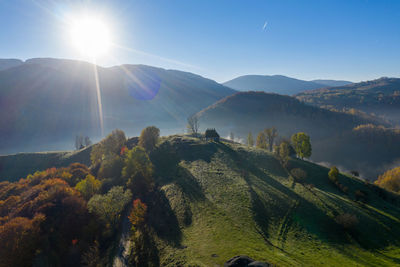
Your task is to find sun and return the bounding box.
[69,16,111,57]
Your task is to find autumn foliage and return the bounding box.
[0,164,98,267]
[375,167,400,193]
[128,199,147,231]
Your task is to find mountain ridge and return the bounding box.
[223,74,352,95]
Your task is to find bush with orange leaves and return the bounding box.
[128,199,147,231]
[375,167,400,193]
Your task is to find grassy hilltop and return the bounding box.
[1,134,399,266]
[149,135,400,266]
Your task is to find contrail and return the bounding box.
[262,21,268,31]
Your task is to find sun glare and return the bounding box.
[69,16,111,57]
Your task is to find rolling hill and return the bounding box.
[0,58,235,154]
[149,136,400,266]
[196,91,396,180]
[223,75,351,95]
[296,77,400,124]
[0,59,23,71]
[311,79,352,87]
[2,134,399,266]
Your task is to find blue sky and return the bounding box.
[1,0,399,82]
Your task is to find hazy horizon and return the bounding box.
[1,0,400,83]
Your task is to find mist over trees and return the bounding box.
[75,134,92,150]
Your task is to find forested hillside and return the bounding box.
[196,91,395,180]
[297,77,400,124]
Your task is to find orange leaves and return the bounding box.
[128,199,147,230]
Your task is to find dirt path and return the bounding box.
[113,210,131,267]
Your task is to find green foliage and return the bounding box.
[328,166,339,183]
[256,131,267,149]
[81,240,102,267]
[97,154,124,180]
[122,147,154,196]
[90,129,126,165]
[139,126,160,152]
[264,127,277,152]
[291,132,312,159]
[275,141,290,167]
[88,186,132,226]
[75,174,102,200]
[247,132,254,147]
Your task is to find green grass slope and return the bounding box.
[150,135,400,266]
[0,145,92,182]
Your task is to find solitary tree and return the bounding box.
[247,132,254,147]
[84,136,92,147]
[256,132,267,149]
[328,166,339,183]
[276,141,290,167]
[187,116,199,136]
[291,132,312,159]
[139,126,160,152]
[265,127,278,152]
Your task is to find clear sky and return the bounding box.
[1,0,399,82]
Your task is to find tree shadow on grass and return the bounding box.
[147,188,182,247]
[216,143,356,246]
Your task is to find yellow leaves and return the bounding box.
[375,167,400,193]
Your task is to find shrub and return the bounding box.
[335,213,359,231]
[88,186,132,227]
[355,190,368,203]
[128,199,147,231]
[291,168,307,183]
[75,174,102,200]
[328,166,339,183]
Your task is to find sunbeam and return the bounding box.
[93,60,104,137]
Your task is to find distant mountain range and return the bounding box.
[0,58,235,153]
[296,77,400,124]
[223,75,352,95]
[0,58,23,71]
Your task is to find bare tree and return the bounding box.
[265,127,278,152]
[187,116,199,136]
[84,136,92,147]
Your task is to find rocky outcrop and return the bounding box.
[224,255,272,267]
